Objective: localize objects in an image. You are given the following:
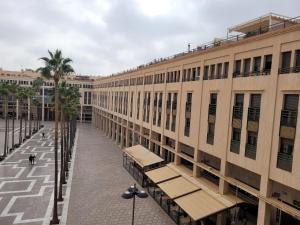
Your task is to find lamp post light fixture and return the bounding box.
[122,183,148,225]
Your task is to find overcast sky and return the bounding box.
[0,0,298,76]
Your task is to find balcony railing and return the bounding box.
[230,140,240,154]
[207,133,214,145]
[279,66,300,74]
[184,127,190,137]
[158,100,162,108]
[277,152,293,172]
[248,107,260,121]
[166,101,171,109]
[185,102,192,112]
[208,104,216,115]
[172,102,177,110]
[245,143,257,159]
[233,106,243,119]
[280,110,298,127]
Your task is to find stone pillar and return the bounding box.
[257,200,271,225]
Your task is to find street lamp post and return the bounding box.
[122,183,148,225]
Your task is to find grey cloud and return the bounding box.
[0,0,298,75]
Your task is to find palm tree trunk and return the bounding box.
[29,100,32,136]
[3,97,8,157]
[11,99,15,150]
[65,117,69,171]
[58,110,65,201]
[19,114,23,145]
[51,81,59,224]
[24,115,27,140]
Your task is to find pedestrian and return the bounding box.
[28,155,32,165]
[32,154,36,165]
[42,132,45,139]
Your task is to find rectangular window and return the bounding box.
[223,62,229,78]
[192,68,196,81]
[196,67,200,80]
[253,57,261,73]
[263,54,272,73]
[233,94,244,119]
[216,63,222,79]
[245,131,258,159]
[279,51,292,74]
[184,118,191,137]
[284,94,299,111]
[231,128,241,154]
[248,94,261,121]
[207,122,215,144]
[295,50,300,71]
[208,93,217,115]
[277,138,294,172]
[204,66,209,80]
[281,51,292,69]
[243,58,251,76]
[210,64,215,79]
[234,60,241,77]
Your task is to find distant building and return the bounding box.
[0,70,94,122]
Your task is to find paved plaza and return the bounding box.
[66,124,174,225]
[0,121,174,225]
[0,123,66,225]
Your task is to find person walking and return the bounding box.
[32,154,36,165]
[42,132,45,139]
[28,155,32,165]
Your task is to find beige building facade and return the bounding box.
[0,70,94,122]
[92,14,300,225]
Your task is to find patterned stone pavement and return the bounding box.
[66,123,175,225]
[0,123,66,225]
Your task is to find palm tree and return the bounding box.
[16,87,28,145]
[32,77,44,132]
[57,82,81,201]
[37,49,74,224]
[26,88,35,138]
[0,82,9,157]
[7,82,19,150]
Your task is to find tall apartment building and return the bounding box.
[0,70,94,122]
[92,14,300,225]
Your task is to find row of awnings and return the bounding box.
[146,164,243,221]
[124,145,243,222]
[123,145,164,168]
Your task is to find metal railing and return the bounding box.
[207,133,214,145]
[208,104,216,115]
[185,102,192,112]
[230,140,240,154]
[248,107,260,121]
[184,127,190,137]
[233,106,243,119]
[234,69,271,77]
[280,110,298,127]
[108,16,300,78]
[172,102,177,110]
[245,144,257,159]
[279,66,300,74]
[277,152,293,172]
